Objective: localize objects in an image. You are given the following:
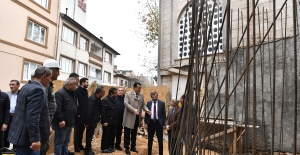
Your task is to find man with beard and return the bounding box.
[123,82,151,154]
[74,78,89,152]
[113,87,125,151]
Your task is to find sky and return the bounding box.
[86,0,157,76]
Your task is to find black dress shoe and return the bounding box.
[125,149,131,155]
[84,150,95,155]
[79,146,85,150]
[108,148,115,152]
[102,149,112,153]
[74,148,80,152]
[130,148,138,153]
[115,145,123,151]
[75,146,85,152]
[68,150,75,155]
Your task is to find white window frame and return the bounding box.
[104,71,111,83]
[105,51,112,64]
[59,56,74,73]
[79,36,88,51]
[23,61,41,80]
[34,0,49,9]
[62,25,76,45]
[89,66,102,79]
[78,62,87,77]
[27,20,46,45]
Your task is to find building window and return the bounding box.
[26,20,47,45]
[59,56,74,73]
[23,61,41,80]
[125,81,128,87]
[34,0,49,9]
[105,51,112,64]
[61,0,75,19]
[89,66,102,79]
[62,25,76,45]
[79,36,88,51]
[178,1,223,58]
[120,79,124,86]
[78,62,86,77]
[104,71,111,83]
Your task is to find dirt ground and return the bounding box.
[68,134,169,155]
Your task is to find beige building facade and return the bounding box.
[0,0,60,91]
[57,13,120,85]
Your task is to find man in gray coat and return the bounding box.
[122,82,151,154]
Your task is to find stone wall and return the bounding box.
[206,36,300,152]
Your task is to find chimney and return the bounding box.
[100,37,103,40]
[66,8,68,15]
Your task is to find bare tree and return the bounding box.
[138,0,159,47]
[137,0,159,77]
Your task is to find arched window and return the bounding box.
[178,1,223,59]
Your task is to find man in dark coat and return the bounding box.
[8,66,52,155]
[83,86,105,155]
[101,87,118,153]
[0,89,10,148]
[42,58,60,155]
[114,87,125,151]
[165,100,180,155]
[74,77,89,152]
[144,91,166,155]
[52,77,78,155]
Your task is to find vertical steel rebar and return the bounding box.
[271,0,276,153]
[245,0,250,152]
[292,0,297,154]
[222,0,230,153]
[252,0,257,153]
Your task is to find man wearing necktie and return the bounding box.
[144,92,166,155]
[123,82,151,154]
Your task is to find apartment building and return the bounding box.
[57,13,120,85]
[0,0,60,90]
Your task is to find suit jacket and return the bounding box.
[165,106,181,137]
[144,100,166,127]
[84,93,102,126]
[0,91,10,125]
[122,90,149,129]
[75,86,88,120]
[101,95,118,125]
[8,81,50,145]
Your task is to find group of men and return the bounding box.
[0,58,184,155]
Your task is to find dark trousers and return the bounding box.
[115,115,123,147]
[101,125,116,151]
[167,131,171,152]
[147,120,163,155]
[124,116,139,150]
[38,127,48,155]
[73,119,85,148]
[170,138,178,155]
[85,123,97,152]
[16,145,40,155]
[0,115,13,147]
